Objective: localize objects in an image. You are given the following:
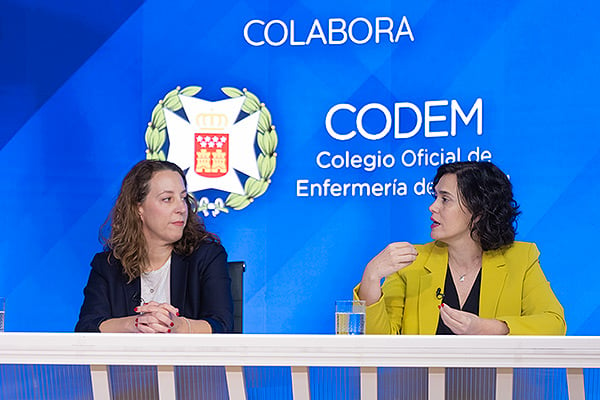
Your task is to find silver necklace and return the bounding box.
[459,274,466,282]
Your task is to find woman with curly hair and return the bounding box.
[355,161,565,335]
[75,160,232,333]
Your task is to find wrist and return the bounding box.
[481,318,509,335]
[362,264,383,284]
[496,320,509,335]
[183,317,192,333]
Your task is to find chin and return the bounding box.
[431,233,448,243]
[167,234,184,244]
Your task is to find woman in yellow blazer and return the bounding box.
[355,161,566,335]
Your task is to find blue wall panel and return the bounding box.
[0,0,598,336]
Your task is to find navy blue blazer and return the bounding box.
[75,242,233,333]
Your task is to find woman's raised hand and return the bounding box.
[358,242,418,306]
[364,242,418,282]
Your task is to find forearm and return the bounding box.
[357,279,382,306]
[354,284,402,334]
[99,315,214,334]
[177,317,213,333]
[99,316,138,333]
[193,245,234,333]
[479,318,509,335]
[502,313,566,335]
[358,266,383,306]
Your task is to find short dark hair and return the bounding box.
[433,161,520,251]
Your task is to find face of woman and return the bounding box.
[429,173,474,246]
[138,170,189,249]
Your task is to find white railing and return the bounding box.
[0,333,598,400]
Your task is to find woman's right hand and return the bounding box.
[364,242,418,281]
[358,242,417,305]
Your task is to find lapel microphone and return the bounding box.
[436,287,445,300]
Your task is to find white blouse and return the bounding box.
[140,256,171,305]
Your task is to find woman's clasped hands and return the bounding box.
[133,301,188,333]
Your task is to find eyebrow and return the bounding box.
[434,189,455,198]
[157,189,187,196]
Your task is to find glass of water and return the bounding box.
[335,300,366,335]
[0,297,5,332]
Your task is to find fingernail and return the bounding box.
[170,322,174,327]
[437,305,441,310]
[135,323,138,327]
[135,318,138,323]
[168,329,171,333]
[176,312,180,317]
[144,302,148,305]
[441,303,445,308]
[134,307,139,312]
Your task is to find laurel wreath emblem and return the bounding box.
[144,86,278,216]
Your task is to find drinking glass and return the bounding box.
[0,297,5,332]
[335,300,365,335]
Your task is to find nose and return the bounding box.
[176,197,188,214]
[429,198,439,214]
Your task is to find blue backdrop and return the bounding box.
[1,0,598,335]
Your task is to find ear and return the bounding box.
[138,203,144,222]
[469,214,481,240]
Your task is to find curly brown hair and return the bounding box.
[100,160,219,281]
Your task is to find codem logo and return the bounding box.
[244,16,414,47]
[144,86,278,217]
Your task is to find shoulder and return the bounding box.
[414,241,447,264]
[90,251,126,276]
[91,251,109,263]
[399,241,445,276]
[499,241,539,261]
[414,241,440,255]
[192,241,227,258]
[90,251,119,269]
[483,241,539,273]
[175,241,228,266]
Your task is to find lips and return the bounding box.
[430,217,440,228]
[172,221,185,227]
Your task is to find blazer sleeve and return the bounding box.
[190,243,233,333]
[499,244,566,335]
[75,253,116,332]
[353,271,407,335]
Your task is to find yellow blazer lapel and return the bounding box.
[419,243,448,334]
[479,250,507,318]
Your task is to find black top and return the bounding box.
[436,265,482,335]
[75,242,233,333]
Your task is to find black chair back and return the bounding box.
[227,261,245,333]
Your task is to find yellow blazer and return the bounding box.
[354,241,566,335]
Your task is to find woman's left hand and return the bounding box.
[439,303,509,335]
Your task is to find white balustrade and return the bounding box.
[0,333,598,399]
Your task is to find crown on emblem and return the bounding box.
[195,112,228,132]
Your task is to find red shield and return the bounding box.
[194,133,229,178]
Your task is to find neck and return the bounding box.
[145,244,173,272]
[447,239,483,273]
